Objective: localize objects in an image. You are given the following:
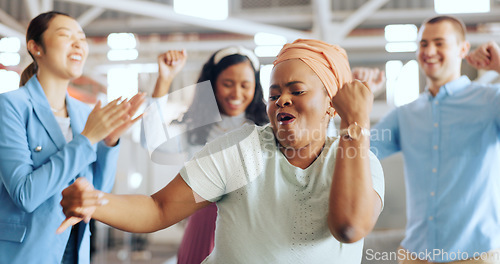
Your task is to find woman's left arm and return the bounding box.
[328,80,383,243]
[92,142,120,192]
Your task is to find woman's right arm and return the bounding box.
[140,50,189,154]
[58,173,211,234]
[152,50,187,98]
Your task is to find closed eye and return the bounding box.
[269,95,280,101]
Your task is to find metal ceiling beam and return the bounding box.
[0,7,26,33]
[60,4,500,38]
[58,0,312,40]
[332,0,389,42]
[0,22,26,40]
[23,0,41,19]
[232,7,500,28]
[87,38,255,55]
[83,31,500,59]
[40,0,54,13]
[82,17,189,35]
[77,7,106,28]
[341,32,500,50]
[311,0,331,40]
[348,7,500,25]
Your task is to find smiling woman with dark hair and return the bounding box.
[60,39,384,264]
[142,46,268,263]
[0,11,144,264]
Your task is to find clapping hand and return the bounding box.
[103,92,146,146]
[81,92,145,146]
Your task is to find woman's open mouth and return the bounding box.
[277,112,296,125]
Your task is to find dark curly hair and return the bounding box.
[183,49,268,145]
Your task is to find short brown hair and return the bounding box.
[421,15,467,42]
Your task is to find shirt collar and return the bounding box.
[426,75,471,100]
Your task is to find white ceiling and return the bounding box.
[2,0,500,69]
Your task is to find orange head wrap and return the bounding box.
[273,39,352,100]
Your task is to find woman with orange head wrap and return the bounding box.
[58,39,384,264]
[273,38,353,99]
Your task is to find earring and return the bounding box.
[36,51,40,56]
[326,107,334,116]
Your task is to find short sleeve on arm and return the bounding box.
[369,151,385,209]
[179,152,227,203]
[179,125,265,203]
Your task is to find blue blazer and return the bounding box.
[0,76,119,264]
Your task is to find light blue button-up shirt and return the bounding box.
[371,76,500,262]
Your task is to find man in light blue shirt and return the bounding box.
[371,16,500,263]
